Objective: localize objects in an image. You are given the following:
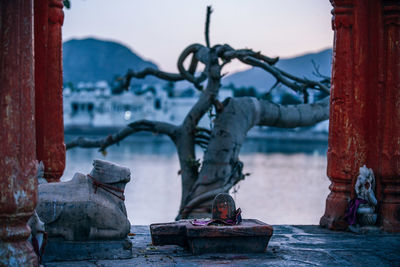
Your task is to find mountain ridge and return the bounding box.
[62,38,332,91]
[222,48,332,91]
[63,38,159,85]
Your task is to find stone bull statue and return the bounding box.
[36,159,131,241]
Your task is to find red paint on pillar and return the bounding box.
[321,0,400,232]
[0,0,38,265]
[380,1,400,232]
[320,0,360,230]
[35,0,66,183]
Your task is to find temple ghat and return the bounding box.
[0,0,399,265]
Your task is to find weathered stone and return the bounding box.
[150,219,273,254]
[36,159,131,241]
[0,1,38,265]
[186,219,273,254]
[28,210,46,262]
[150,221,189,247]
[151,193,271,254]
[355,166,377,225]
[42,238,133,262]
[212,193,236,221]
[44,225,400,266]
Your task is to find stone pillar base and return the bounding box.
[381,202,400,232]
[0,242,38,266]
[320,192,349,230]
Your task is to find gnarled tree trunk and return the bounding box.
[67,7,331,220]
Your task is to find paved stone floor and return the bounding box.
[44,225,400,266]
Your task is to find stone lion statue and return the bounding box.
[36,159,131,241]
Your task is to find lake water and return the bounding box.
[63,134,330,225]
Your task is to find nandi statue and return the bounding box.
[36,159,131,241]
[345,165,378,229]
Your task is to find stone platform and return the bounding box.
[42,238,133,262]
[43,225,400,266]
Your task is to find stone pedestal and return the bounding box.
[150,219,273,254]
[34,0,66,183]
[321,0,400,232]
[0,0,38,265]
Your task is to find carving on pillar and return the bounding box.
[320,0,358,230]
[379,1,400,232]
[35,0,66,183]
[0,0,38,265]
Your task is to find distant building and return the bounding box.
[63,82,234,131]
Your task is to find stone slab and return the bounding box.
[42,237,133,262]
[150,219,273,254]
[150,220,188,247]
[186,219,273,254]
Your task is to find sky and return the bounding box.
[62,0,333,73]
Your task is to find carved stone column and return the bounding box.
[320,0,361,230]
[0,0,38,265]
[379,0,400,232]
[35,0,66,183]
[321,0,400,232]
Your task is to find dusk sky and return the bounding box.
[62,0,333,73]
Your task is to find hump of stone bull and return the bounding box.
[37,173,90,225]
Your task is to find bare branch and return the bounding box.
[117,68,184,91]
[66,120,178,152]
[195,126,212,136]
[116,44,209,91]
[257,97,330,128]
[311,59,331,82]
[205,6,213,48]
[177,44,208,90]
[220,45,279,65]
[239,56,330,94]
[214,44,329,95]
[182,48,220,130]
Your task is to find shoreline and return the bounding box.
[65,126,329,143]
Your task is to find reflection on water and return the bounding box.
[63,135,330,225]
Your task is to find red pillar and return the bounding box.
[379,0,400,232]
[320,0,361,230]
[35,0,66,183]
[321,0,400,232]
[0,0,38,265]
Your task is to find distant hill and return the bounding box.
[63,38,332,92]
[222,48,332,92]
[63,38,160,85]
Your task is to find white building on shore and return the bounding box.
[63,81,233,131]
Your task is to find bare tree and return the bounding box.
[67,7,330,220]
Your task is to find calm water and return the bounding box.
[63,134,330,225]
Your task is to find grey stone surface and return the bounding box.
[42,238,133,262]
[43,225,400,266]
